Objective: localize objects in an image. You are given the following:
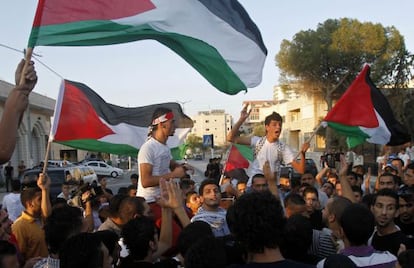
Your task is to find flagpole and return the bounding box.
[42,140,52,174]
[218,145,232,185]
[18,48,34,85]
[295,122,322,159]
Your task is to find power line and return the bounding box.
[0,43,63,79]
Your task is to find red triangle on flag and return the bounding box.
[324,65,378,128]
[54,81,115,141]
[225,145,249,172]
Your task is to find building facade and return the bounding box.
[240,86,327,153]
[190,109,232,147]
[0,80,54,171]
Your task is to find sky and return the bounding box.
[1,0,413,120]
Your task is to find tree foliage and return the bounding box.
[186,133,202,150]
[276,18,414,146]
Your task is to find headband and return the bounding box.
[151,111,174,126]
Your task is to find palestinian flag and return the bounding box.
[323,64,410,148]
[28,0,267,95]
[50,80,193,157]
[224,144,252,172]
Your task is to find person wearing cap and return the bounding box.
[137,107,193,252]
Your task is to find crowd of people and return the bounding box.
[1,61,414,267]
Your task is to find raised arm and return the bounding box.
[263,161,280,201]
[37,173,52,220]
[338,156,356,203]
[0,60,37,164]
[290,142,310,174]
[226,104,252,145]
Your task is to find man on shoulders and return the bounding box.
[227,106,309,186]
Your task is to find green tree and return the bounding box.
[276,18,413,147]
[186,133,203,151]
[252,123,265,137]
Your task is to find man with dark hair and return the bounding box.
[120,179,186,266]
[12,173,51,262]
[377,173,399,191]
[226,191,313,267]
[227,107,309,187]
[370,188,412,256]
[284,193,307,218]
[59,232,112,268]
[251,173,269,193]
[303,186,323,230]
[191,179,230,237]
[98,194,128,236]
[33,205,84,268]
[351,185,363,203]
[129,173,138,188]
[317,203,397,267]
[137,107,193,249]
[396,186,414,238]
[403,163,414,187]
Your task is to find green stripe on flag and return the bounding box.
[327,122,370,148]
[29,21,246,95]
[56,140,187,160]
[233,144,253,162]
[55,140,139,156]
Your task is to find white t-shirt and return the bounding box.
[247,136,295,186]
[137,137,172,203]
[2,193,24,222]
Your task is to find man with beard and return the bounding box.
[227,107,309,187]
[191,179,230,238]
[137,107,194,251]
[370,188,413,256]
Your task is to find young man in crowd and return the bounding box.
[370,188,412,256]
[191,179,230,238]
[226,191,313,267]
[12,173,51,262]
[318,204,397,267]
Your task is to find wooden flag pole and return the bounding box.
[218,145,232,185]
[295,122,323,159]
[42,140,52,174]
[18,48,34,85]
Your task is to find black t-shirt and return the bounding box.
[395,218,414,237]
[372,230,413,256]
[309,210,324,231]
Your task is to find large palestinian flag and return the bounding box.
[50,80,193,156]
[323,64,410,148]
[28,0,267,95]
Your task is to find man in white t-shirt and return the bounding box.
[227,106,309,186]
[137,107,193,250]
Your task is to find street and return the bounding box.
[105,159,209,194]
